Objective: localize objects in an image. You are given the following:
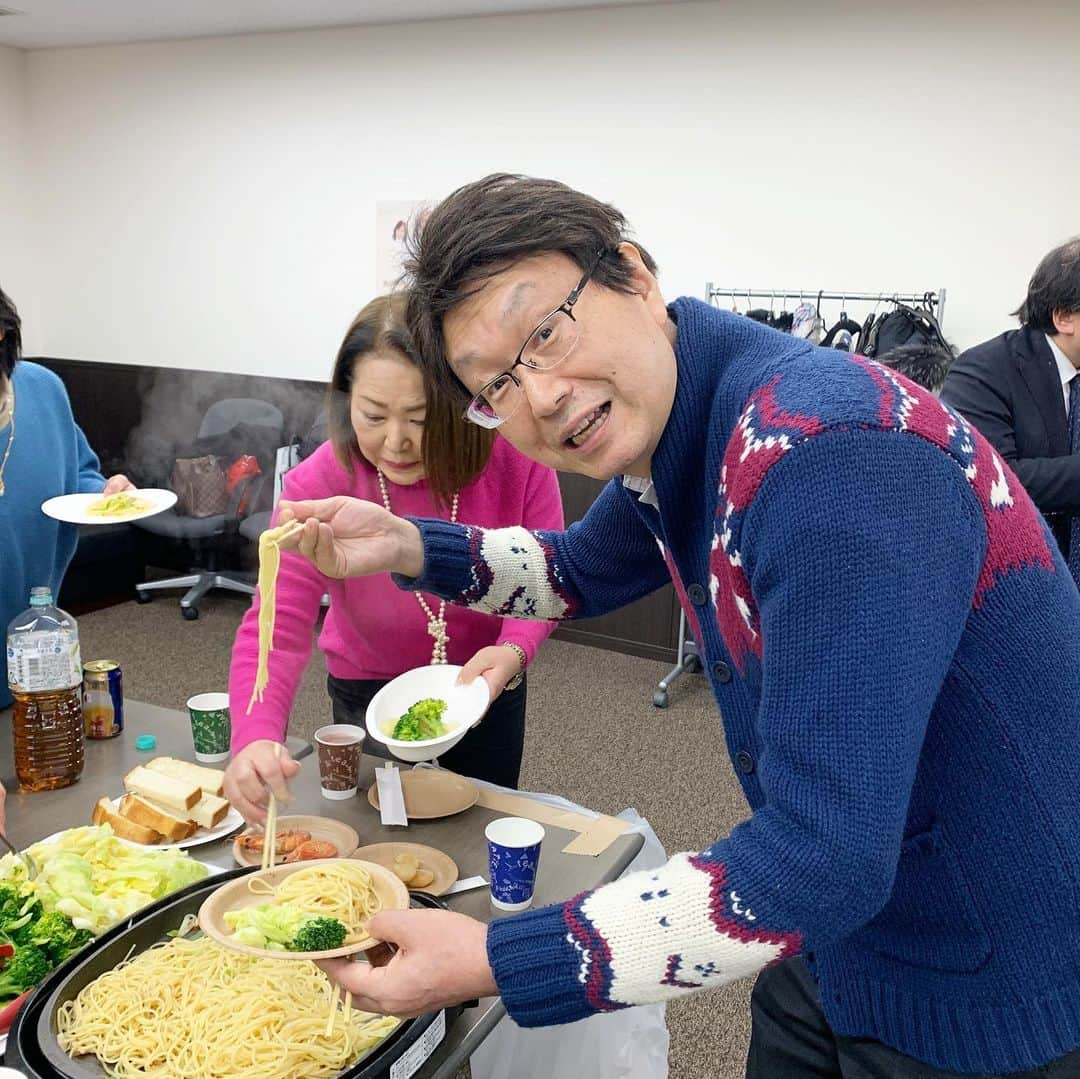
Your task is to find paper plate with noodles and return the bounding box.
[41,488,177,525]
[198,858,409,960]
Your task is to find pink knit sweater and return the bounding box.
[229,438,564,749]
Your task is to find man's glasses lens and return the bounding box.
[466,309,581,428]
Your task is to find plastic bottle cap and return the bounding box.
[135,734,157,751]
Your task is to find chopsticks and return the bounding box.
[261,742,282,871]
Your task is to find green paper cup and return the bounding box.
[186,692,231,763]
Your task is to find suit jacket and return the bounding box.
[942,324,1080,557]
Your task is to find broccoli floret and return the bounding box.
[391,697,448,741]
[287,917,347,953]
[0,943,51,1001]
[0,887,41,943]
[0,885,23,923]
[28,910,92,966]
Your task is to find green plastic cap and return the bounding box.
[135,734,157,751]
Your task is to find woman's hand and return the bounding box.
[223,740,300,826]
[102,474,136,494]
[277,497,424,580]
[458,645,523,701]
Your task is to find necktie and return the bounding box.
[1069,374,1080,586]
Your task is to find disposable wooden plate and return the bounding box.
[197,858,408,960]
[351,842,459,896]
[232,815,361,868]
[366,768,479,819]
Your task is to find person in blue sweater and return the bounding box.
[0,285,133,717]
[279,177,1080,1077]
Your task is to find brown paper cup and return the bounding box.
[315,724,365,800]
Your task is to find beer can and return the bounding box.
[82,660,123,739]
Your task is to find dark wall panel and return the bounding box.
[34,357,678,659]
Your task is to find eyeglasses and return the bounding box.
[464,253,603,429]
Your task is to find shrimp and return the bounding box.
[237,829,311,856]
[282,839,339,863]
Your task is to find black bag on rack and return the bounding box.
[865,302,950,358]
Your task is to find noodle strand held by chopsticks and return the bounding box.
[56,936,398,1079]
[247,519,304,714]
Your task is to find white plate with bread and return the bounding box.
[91,756,243,849]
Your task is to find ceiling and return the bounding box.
[0,0,658,50]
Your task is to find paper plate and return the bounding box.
[351,842,458,896]
[366,768,479,820]
[41,488,177,525]
[232,815,360,868]
[198,858,408,960]
[107,797,244,850]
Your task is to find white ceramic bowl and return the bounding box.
[365,664,490,763]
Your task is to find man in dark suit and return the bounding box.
[942,238,1080,585]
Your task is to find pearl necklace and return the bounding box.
[376,468,459,666]
[0,382,14,498]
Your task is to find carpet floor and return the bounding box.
[76,591,754,1078]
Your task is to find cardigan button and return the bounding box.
[687,583,707,606]
[712,661,732,683]
[735,750,755,774]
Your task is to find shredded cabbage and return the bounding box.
[0,825,209,935]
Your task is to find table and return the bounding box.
[1,699,644,1077]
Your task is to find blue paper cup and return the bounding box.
[485,817,545,911]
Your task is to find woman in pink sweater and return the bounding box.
[224,294,563,822]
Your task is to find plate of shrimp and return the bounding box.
[232,815,360,868]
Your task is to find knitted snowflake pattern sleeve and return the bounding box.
[396,478,671,621]
[486,427,992,1028]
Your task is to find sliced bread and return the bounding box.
[124,766,200,812]
[188,792,230,830]
[145,757,226,798]
[92,797,162,845]
[118,794,196,842]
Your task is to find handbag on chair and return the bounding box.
[170,455,229,517]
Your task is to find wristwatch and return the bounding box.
[502,642,527,691]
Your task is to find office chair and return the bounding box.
[134,398,284,619]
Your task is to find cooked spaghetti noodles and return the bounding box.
[56,935,398,1079]
[86,492,153,517]
[247,862,383,943]
[247,519,303,713]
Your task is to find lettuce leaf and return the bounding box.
[0,825,209,935]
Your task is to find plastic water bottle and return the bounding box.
[6,586,85,791]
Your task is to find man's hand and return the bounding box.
[102,474,136,494]
[318,909,496,1017]
[277,497,424,580]
[458,645,522,702]
[223,740,301,825]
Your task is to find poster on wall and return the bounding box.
[376,200,434,290]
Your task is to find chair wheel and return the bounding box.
[135,591,153,604]
[653,690,669,709]
[685,654,702,674]
[181,606,199,621]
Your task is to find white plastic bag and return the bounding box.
[468,797,670,1079]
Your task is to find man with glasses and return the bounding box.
[280,176,1080,1077]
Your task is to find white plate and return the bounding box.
[40,488,177,525]
[106,798,244,850]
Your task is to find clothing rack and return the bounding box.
[705,285,946,325]
[652,280,947,709]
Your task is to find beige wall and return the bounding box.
[11,0,1080,375]
[0,44,36,348]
